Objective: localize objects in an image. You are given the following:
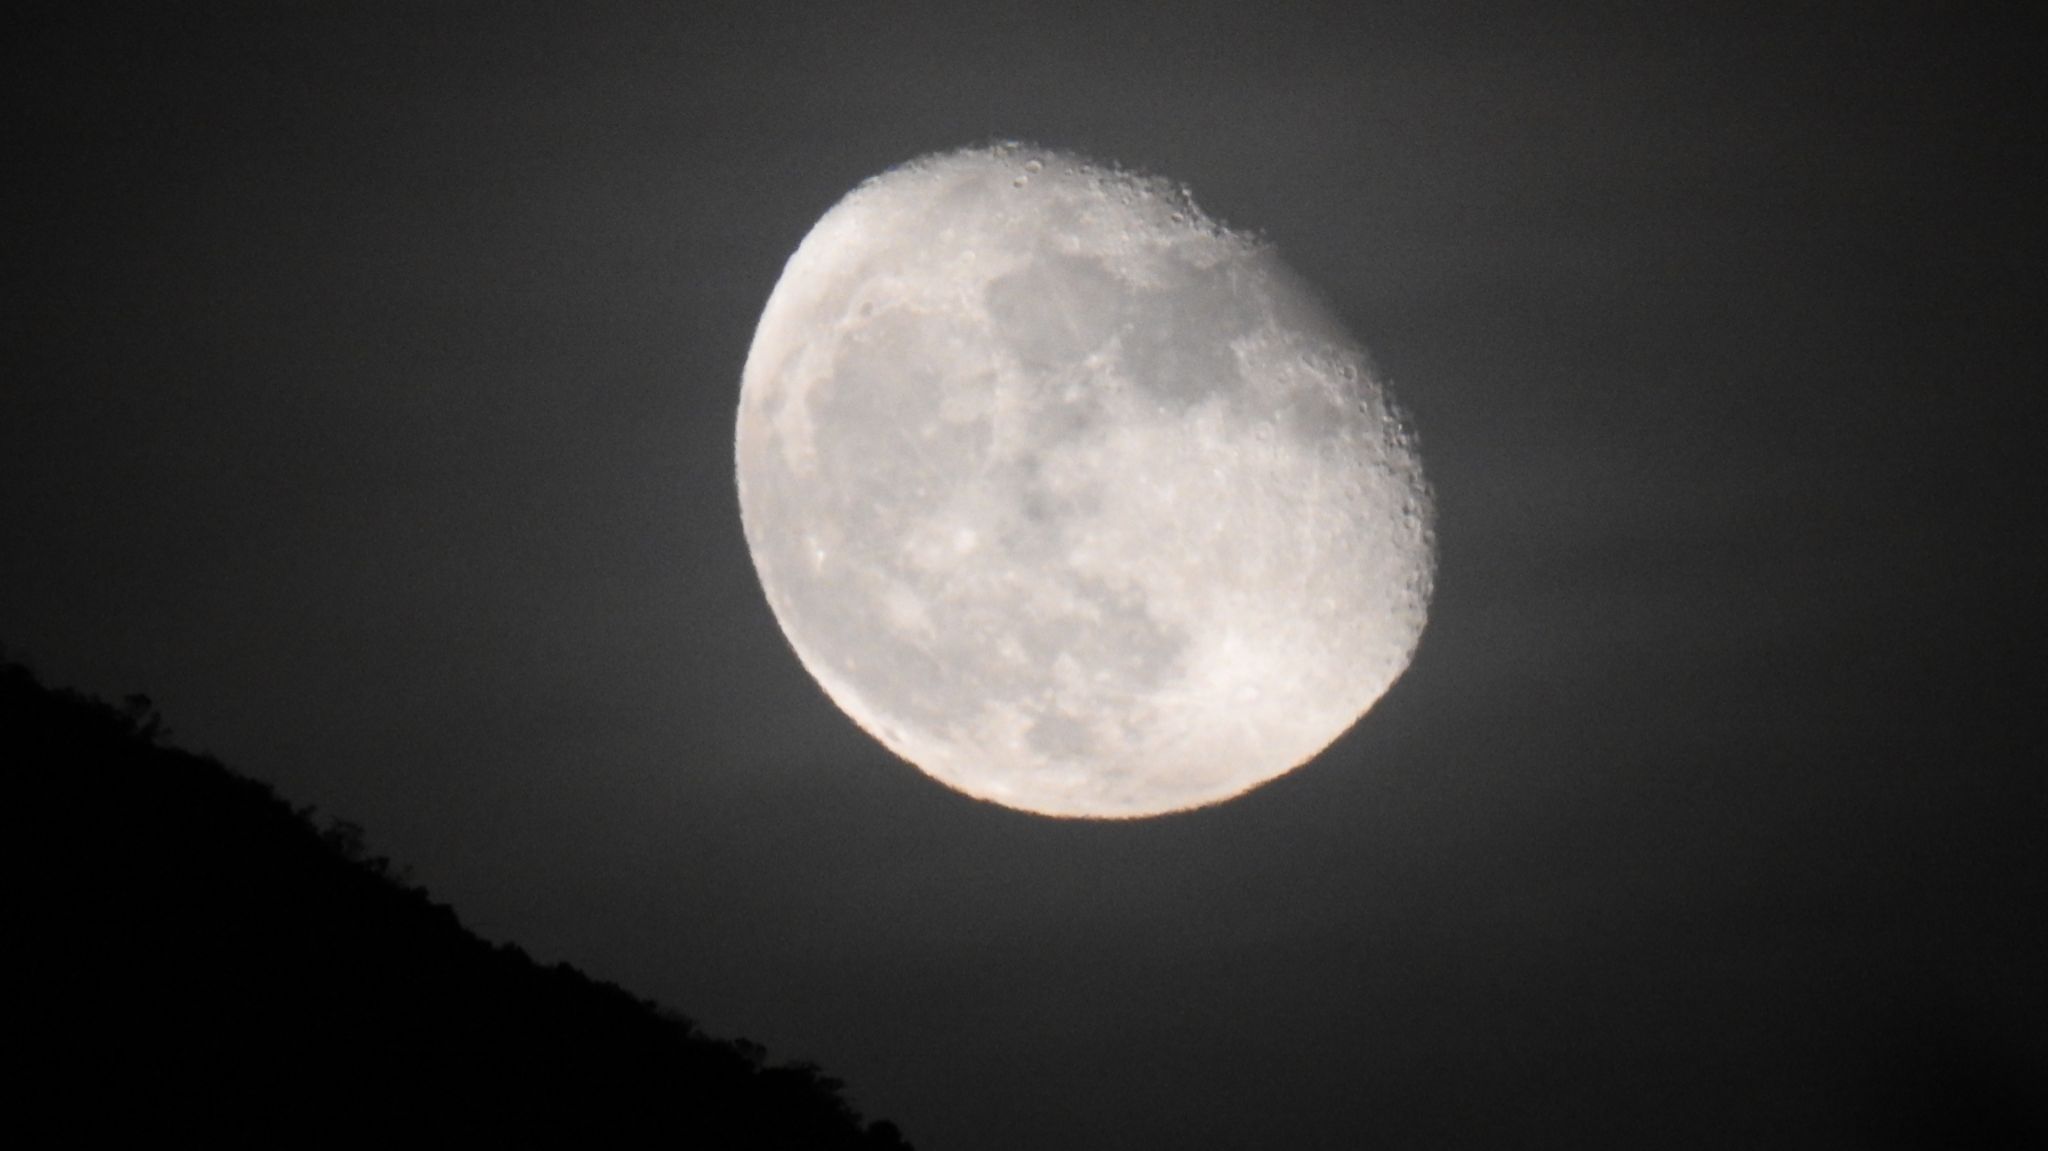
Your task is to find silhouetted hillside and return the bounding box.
[6,655,911,1148]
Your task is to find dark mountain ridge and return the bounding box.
[7,655,911,1147]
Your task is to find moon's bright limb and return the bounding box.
[735,143,1433,818]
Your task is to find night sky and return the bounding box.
[6,3,2043,1148]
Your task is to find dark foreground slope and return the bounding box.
[6,657,910,1148]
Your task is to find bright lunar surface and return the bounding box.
[736,144,1434,818]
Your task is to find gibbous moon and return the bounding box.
[736,143,1433,818]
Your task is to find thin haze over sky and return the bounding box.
[4,3,2042,1147]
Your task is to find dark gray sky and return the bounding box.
[6,3,2043,1147]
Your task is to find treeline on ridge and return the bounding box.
[6,654,910,1147]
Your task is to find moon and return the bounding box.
[735,143,1434,818]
